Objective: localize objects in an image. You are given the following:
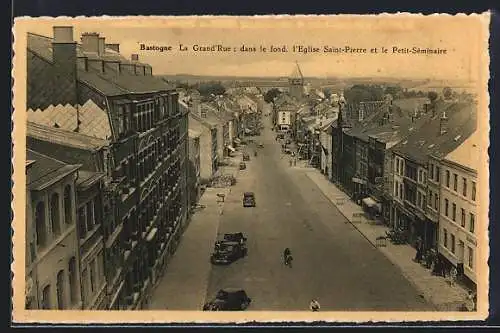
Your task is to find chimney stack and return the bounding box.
[98,37,105,56]
[52,26,77,106]
[191,91,202,117]
[105,43,120,53]
[131,54,139,61]
[440,111,448,135]
[81,32,100,54]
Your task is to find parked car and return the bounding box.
[243,153,250,161]
[239,162,247,170]
[243,192,256,207]
[211,239,248,265]
[203,288,252,311]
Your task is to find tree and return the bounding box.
[264,88,282,103]
[428,91,439,103]
[195,81,226,98]
[443,87,453,100]
[344,84,384,105]
[322,87,332,99]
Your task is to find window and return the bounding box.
[68,257,77,305]
[78,207,87,239]
[452,203,456,221]
[63,185,72,224]
[472,181,476,201]
[86,201,94,232]
[444,199,449,216]
[462,177,467,197]
[42,285,51,309]
[461,208,466,227]
[468,247,474,269]
[90,260,96,292]
[436,166,440,182]
[446,170,450,187]
[50,193,60,236]
[82,268,89,303]
[56,270,65,309]
[443,228,448,248]
[435,193,439,210]
[453,173,458,191]
[35,202,46,247]
[422,195,426,209]
[429,163,434,179]
[399,183,403,200]
[428,191,433,207]
[470,213,475,233]
[451,234,456,254]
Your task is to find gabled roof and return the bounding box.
[27,149,81,190]
[392,102,477,164]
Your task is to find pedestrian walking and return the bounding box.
[309,299,320,312]
[449,266,458,286]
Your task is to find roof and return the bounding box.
[28,32,175,97]
[188,129,202,138]
[392,102,477,164]
[27,121,109,150]
[26,149,81,190]
[290,62,304,80]
[444,130,481,171]
[318,116,338,132]
[76,170,105,189]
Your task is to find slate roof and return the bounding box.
[392,102,477,164]
[26,149,81,190]
[76,170,105,189]
[444,130,481,171]
[28,32,175,97]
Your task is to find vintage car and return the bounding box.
[223,232,247,244]
[203,288,252,311]
[211,239,248,265]
[239,162,247,170]
[242,153,250,161]
[242,192,256,207]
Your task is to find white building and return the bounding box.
[438,131,479,286]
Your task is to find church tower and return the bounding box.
[288,61,304,100]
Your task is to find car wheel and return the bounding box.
[240,302,248,310]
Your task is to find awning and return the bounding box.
[226,145,236,152]
[362,197,382,212]
[146,227,158,242]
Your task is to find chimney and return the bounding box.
[77,56,88,71]
[440,111,448,135]
[52,26,77,105]
[81,32,100,54]
[98,37,105,56]
[105,43,120,53]
[88,58,105,74]
[131,54,139,61]
[119,62,135,75]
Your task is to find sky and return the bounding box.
[15,15,489,82]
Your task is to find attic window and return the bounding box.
[454,135,462,141]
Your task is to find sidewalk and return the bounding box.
[148,187,231,310]
[300,169,471,311]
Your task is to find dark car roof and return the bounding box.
[219,288,246,293]
[218,240,239,245]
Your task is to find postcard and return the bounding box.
[11,13,490,324]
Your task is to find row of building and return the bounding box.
[24,26,262,310]
[271,66,481,290]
